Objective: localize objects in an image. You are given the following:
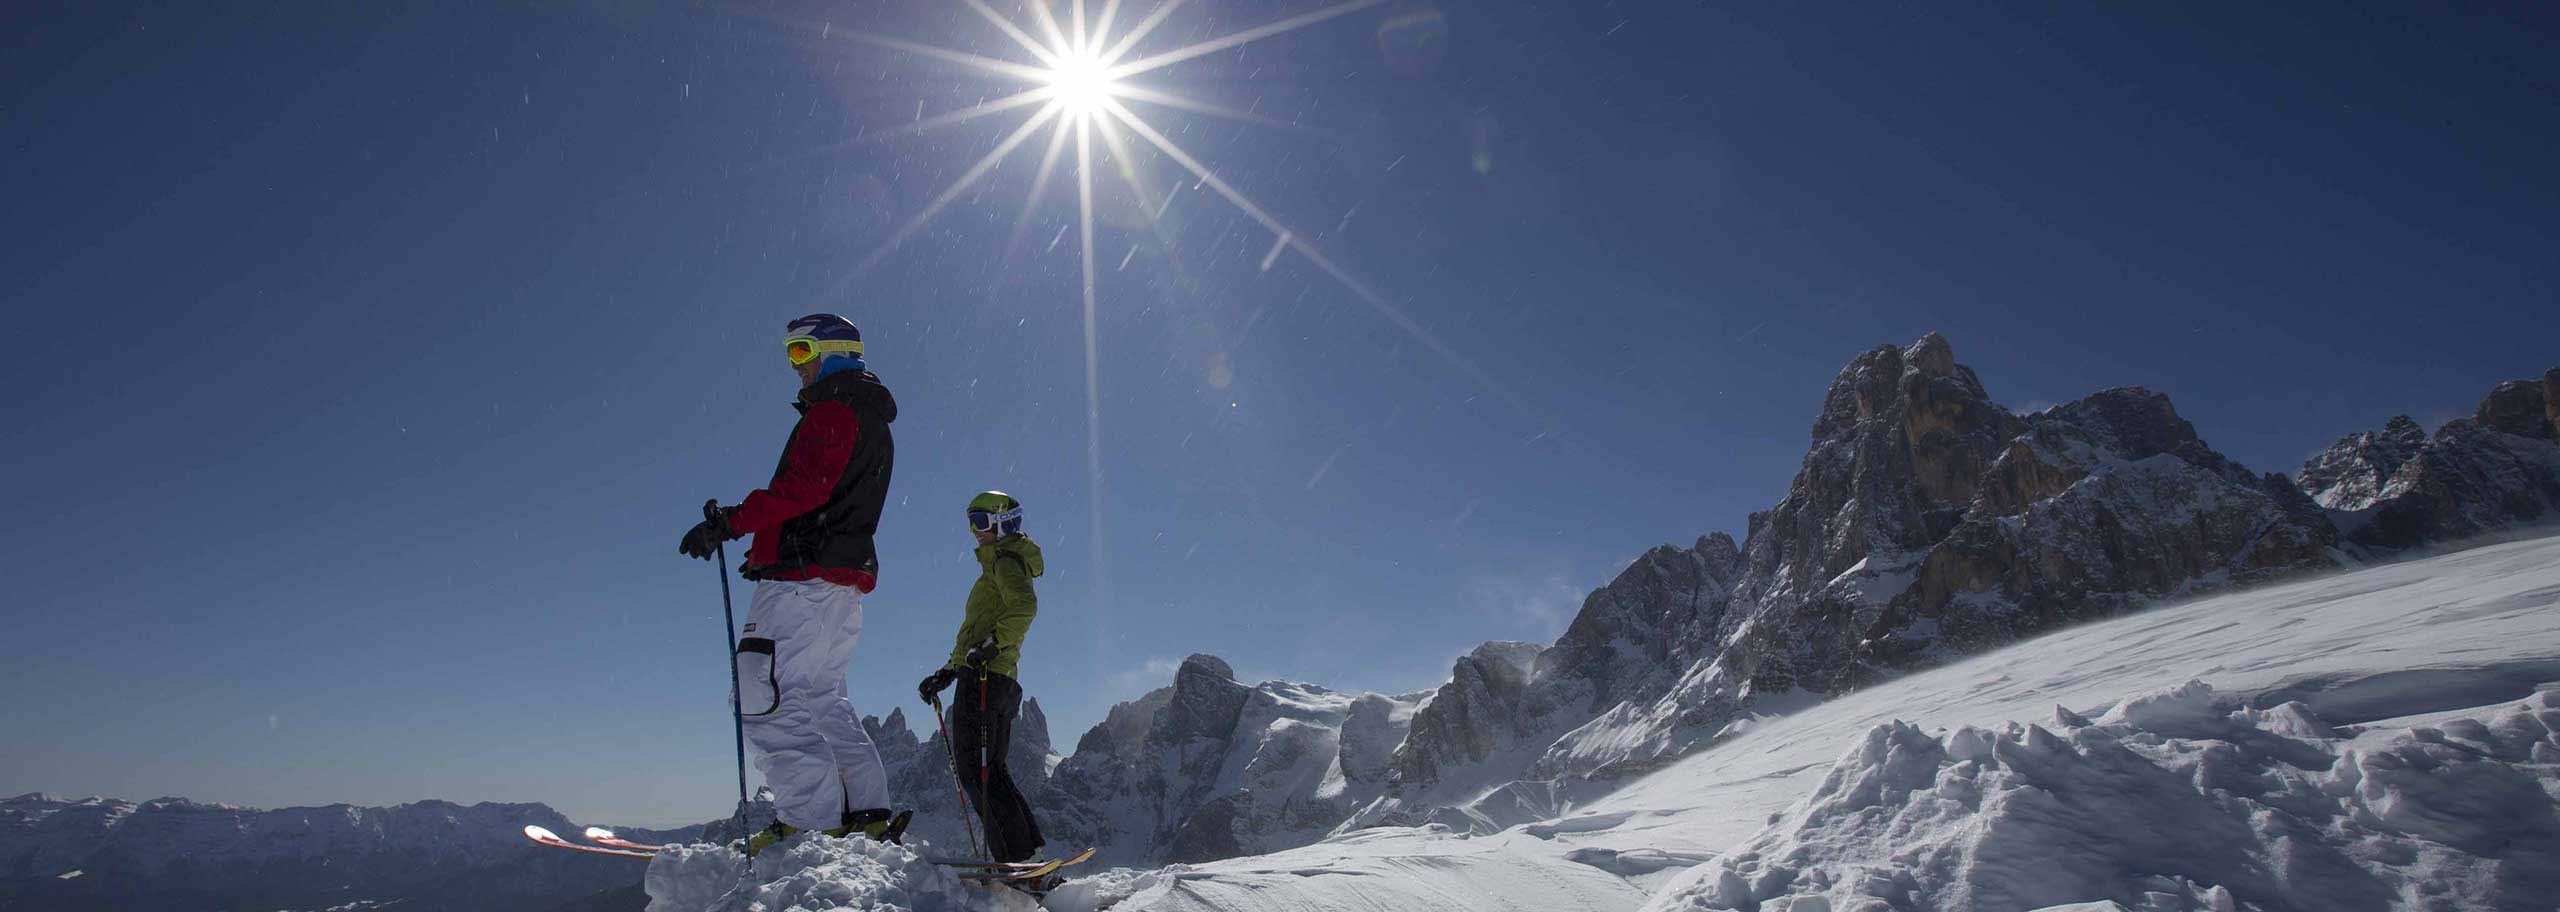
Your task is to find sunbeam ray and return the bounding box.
[1021,0,1072,62]
[1099,98,1510,400]
[1112,82,1301,129]
[1098,0,1190,67]
[1108,0,1387,80]
[962,0,1060,66]
[1005,116,1077,261]
[852,103,1065,276]
[1072,0,1089,54]
[1091,0,1126,55]
[1091,115,1160,221]
[1074,112,1111,641]
[838,29,1056,84]
[859,86,1054,142]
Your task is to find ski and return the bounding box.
[583,826,665,852]
[524,825,654,858]
[955,858,1065,883]
[938,846,1097,874]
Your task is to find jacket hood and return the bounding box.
[798,369,898,423]
[988,535,1044,577]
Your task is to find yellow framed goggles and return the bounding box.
[785,336,864,365]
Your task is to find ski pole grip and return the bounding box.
[703,499,722,522]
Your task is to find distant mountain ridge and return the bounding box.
[0,791,693,911]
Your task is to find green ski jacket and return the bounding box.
[947,534,1042,679]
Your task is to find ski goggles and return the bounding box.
[785,335,864,365]
[967,507,1023,533]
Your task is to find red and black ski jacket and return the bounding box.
[732,369,896,591]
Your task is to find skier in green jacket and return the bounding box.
[916,491,1047,863]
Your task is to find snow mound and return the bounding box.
[1639,681,2560,912]
[644,835,1041,912]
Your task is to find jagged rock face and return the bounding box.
[2479,378,2555,440]
[1884,388,2337,674]
[2297,415,2429,510]
[2299,369,2560,552]
[1371,334,2340,815]
[1634,342,2325,772]
[2546,369,2560,440]
[1755,334,2018,601]
[1380,536,1743,809]
[0,793,694,911]
[1038,655,1425,866]
[1386,641,1544,787]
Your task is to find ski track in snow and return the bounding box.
[648,534,2560,912]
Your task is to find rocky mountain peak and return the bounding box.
[2298,414,2431,510]
[2479,377,2555,440]
[1386,333,2343,806]
[1017,697,1055,762]
[1177,653,1237,683]
[2304,366,2560,550]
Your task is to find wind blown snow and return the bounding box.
[1640,680,2560,912]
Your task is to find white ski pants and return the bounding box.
[736,579,888,831]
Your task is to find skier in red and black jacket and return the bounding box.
[679,313,903,854]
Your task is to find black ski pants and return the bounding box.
[952,671,1044,862]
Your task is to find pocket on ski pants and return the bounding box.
[736,637,779,716]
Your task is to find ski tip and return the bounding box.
[525,825,561,841]
[585,826,617,841]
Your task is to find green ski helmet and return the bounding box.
[966,491,1024,536]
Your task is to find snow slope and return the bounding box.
[645,834,1041,912]
[1078,532,2560,912]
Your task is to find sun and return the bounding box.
[1044,50,1115,117]
[825,0,1509,621]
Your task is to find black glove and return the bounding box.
[679,505,735,560]
[963,640,999,669]
[918,667,959,704]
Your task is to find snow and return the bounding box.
[1049,825,1649,912]
[644,533,2560,912]
[645,833,1042,912]
[1638,681,2560,911]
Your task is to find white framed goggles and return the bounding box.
[968,507,1022,532]
[785,335,864,365]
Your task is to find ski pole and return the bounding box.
[979,670,991,853]
[709,500,751,844]
[929,695,985,859]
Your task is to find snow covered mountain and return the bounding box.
[1353,333,2346,832]
[0,793,694,911]
[851,657,1427,868]
[2299,368,2560,550]
[1038,655,1430,865]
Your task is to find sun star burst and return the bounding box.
[1045,49,1116,117]
[829,0,1503,630]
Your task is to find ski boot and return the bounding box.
[746,809,911,857]
[842,807,916,844]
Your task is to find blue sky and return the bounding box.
[3,1,2553,826]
